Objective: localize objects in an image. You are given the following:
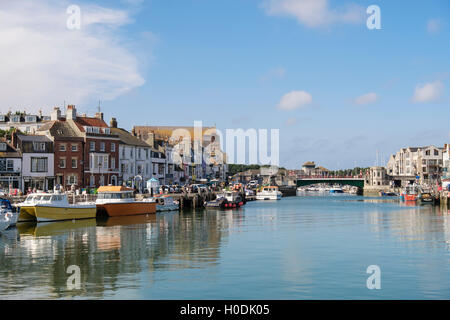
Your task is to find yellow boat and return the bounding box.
[17,193,96,222]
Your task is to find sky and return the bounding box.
[0,0,449,170]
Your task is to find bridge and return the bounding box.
[296,176,365,188]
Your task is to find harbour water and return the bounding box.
[1,195,450,299]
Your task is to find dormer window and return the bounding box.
[11,116,20,123]
[104,128,110,134]
[26,116,36,122]
[0,143,6,151]
[92,127,100,134]
[85,126,93,133]
[0,115,5,122]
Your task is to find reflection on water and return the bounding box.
[0,196,450,299]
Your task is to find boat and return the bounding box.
[16,193,53,222]
[0,213,10,232]
[0,198,18,226]
[96,186,156,217]
[153,195,179,212]
[329,186,344,194]
[20,193,97,222]
[256,186,282,200]
[379,191,398,197]
[401,185,419,202]
[420,192,434,204]
[205,191,244,209]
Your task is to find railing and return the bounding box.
[298,175,364,179]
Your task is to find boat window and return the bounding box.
[42,195,51,201]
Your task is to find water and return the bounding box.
[1,195,450,299]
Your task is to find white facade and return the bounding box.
[21,152,54,191]
[0,114,49,134]
[119,144,152,191]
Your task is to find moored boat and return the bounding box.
[256,186,282,200]
[205,191,244,209]
[152,195,179,212]
[329,186,344,194]
[96,186,156,217]
[1,198,18,226]
[32,193,96,222]
[401,185,419,202]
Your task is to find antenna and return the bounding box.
[98,100,101,113]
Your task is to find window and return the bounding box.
[0,115,4,121]
[90,175,95,187]
[12,116,20,122]
[93,127,100,134]
[60,144,66,152]
[104,128,110,134]
[121,163,126,173]
[0,143,6,151]
[434,150,439,156]
[71,144,78,152]
[130,148,133,157]
[59,157,66,168]
[90,141,95,151]
[33,142,46,152]
[425,150,430,156]
[111,143,115,152]
[71,157,77,168]
[145,149,149,159]
[0,159,14,172]
[31,157,48,172]
[85,126,93,133]
[100,142,105,152]
[67,175,77,185]
[26,116,36,122]
[111,157,115,169]
[138,148,141,159]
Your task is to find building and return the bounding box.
[109,118,152,191]
[366,166,389,187]
[0,112,50,134]
[300,161,330,177]
[386,145,443,185]
[12,133,54,192]
[442,144,450,189]
[133,125,228,183]
[0,140,22,192]
[36,119,84,190]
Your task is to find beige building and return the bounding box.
[386,145,443,184]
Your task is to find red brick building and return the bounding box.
[38,105,120,189]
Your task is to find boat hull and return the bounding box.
[34,205,97,222]
[256,194,282,200]
[97,202,156,217]
[18,206,38,222]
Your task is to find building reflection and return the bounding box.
[0,209,232,299]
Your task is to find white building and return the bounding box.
[110,120,152,192]
[443,144,450,190]
[13,133,54,192]
[0,113,50,134]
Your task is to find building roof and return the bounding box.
[302,161,316,167]
[74,116,109,132]
[0,141,20,158]
[133,125,217,142]
[16,134,52,143]
[110,128,151,147]
[37,120,82,138]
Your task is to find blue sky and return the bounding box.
[1,0,449,169]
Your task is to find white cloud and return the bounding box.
[427,19,441,34]
[0,1,145,113]
[262,0,364,28]
[354,92,378,105]
[277,90,312,110]
[412,81,444,103]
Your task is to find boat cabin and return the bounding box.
[96,186,135,204]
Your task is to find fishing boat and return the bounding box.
[256,186,282,200]
[25,193,96,222]
[401,185,419,202]
[205,191,244,209]
[96,186,156,217]
[420,192,434,204]
[153,195,179,212]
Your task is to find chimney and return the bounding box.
[95,112,104,120]
[110,117,117,128]
[50,107,61,121]
[66,105,77,120]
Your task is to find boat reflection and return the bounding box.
[17,219,97,237]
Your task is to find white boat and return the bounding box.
[0,214,10,232]
[0,198,18,226]
[329,186,344,194]
[256,186,282,200]
[153,195,179,212]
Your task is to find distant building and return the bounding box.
[386,145,443,184]
[367,166,389,186]
[300,161,329,177]
[443,144,450,189]
[0,112,50,134]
